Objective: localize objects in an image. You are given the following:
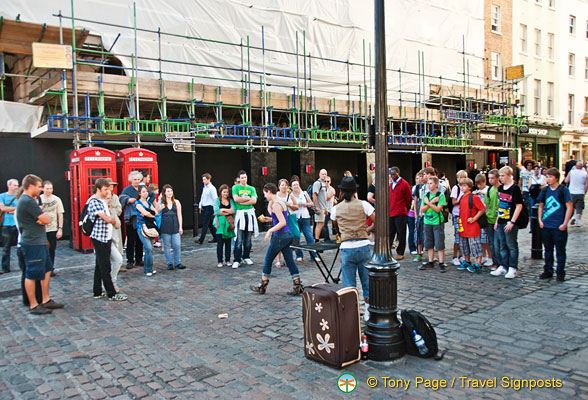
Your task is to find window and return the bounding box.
[491,52,502,80]
[568,94,575,124]
[586,20,588,39]
[549,0,555,7]
[569,53,575,76]
[534,79,541,115]
[521,24,528,53]
[491,5,501,33]
[570,15,576,35]
[547,33,554,59]
[585,58,588,80]
[535,29,541,57]
[520,79,527,112]
[547,82,554,117]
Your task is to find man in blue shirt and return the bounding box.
[119,171,143,269]
[0,179,19,274]
[537,168,573,282]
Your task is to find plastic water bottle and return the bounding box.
[413,330,428,355]
[360,335,369,360]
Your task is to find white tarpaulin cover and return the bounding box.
[0,101,43,133]
[1,0,484,104]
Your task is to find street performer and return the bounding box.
[330,176,375,321]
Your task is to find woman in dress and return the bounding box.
[250,183,303,295]
[160,184,185,270]
[213,184,236,268]
[136,185,162,276]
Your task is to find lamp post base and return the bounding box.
[365,258,405,361]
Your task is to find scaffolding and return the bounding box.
[0,3,524,154]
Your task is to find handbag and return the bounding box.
[286,194,301,240]
[226,215,235,231]
[141,224,159,238]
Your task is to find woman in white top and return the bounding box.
[274,179,299,267]
[290,180,319,262]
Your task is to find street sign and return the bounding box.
[172,141,194,153]
[165,131,192,139]
[581,117,588,125]
[506,65,524,80]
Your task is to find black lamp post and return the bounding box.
[364,0,405,361]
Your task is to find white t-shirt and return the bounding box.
[330,200,374,249]
[291,191,311,219]
[40,194,64,232]
[530,174,546,187]
[568,168,587,195]
[520,169,533,192]
[450,185,463,217]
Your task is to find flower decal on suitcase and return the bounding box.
[316,333,335,353]
[305,341,315,355]
[320,319,329,331]
[315,302,323,313]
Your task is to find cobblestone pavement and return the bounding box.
[1,224,588,399]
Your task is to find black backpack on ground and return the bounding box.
[401,309,443,360]
[80,199,96,236]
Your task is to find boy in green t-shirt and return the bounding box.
[484,169,501,270]
[420,176,447,272]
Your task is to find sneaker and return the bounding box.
[154,242,162,248]
[363,307,370,322]
[482,258,494,267]
[243,258,254,265]
[175,264,186,270]
[504,267,518,279]
[296,257,303,262]
[125,263,135,270]
[415,254,422,262]
[109,293,128,301]
[30,305,52,315]
[225,261,232,267]
[539,271,553,280]
[439,263,447,273]
[452,257,460,266]
[145,272,153,277]
[556,274,565,282]
[467,263,481,273]
[491,266,507,276]
[419,262,434,270]
[167,264,174,270]
[217,263,223,268]
[457,261,470,271]
[94,291,107,299]
[410,251,418,255]
[232,262,240,269]
[41,299,64,309]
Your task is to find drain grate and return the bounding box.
[0,289,21,299]
[184,365,218,381]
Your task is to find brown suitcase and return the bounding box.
[302,283,361,368]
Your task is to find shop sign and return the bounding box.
[528,128,548,136]
[500,156,509,164]
[480,133,496,140]
[581,117,588,125]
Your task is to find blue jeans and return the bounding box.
[541,228,567,277]
[2,226,17,272]
[137,228,154,273]
[341,245,371,300]
[295,218,318,259]
[487,225,502,267]
[262,232,299,278]
[234,229,252,262]
[407,216,416,253]
[496,223,519,269]
[161,233,181,266]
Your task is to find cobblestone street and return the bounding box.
[1,225,588,399]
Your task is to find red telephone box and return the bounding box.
[115,148,159,193]
[69,147,116,252]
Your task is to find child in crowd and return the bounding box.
[457,178,486,272]
[450,170,468,266]
[419,176,447,272]
[485,169,501,270]
[413,171,425,262]
[537,168,573,282]
[473,174,493,267]
[491,166,524,279]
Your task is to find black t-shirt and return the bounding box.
[497,184,524,223]
[368,184,375,195]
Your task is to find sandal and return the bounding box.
[250,279,269,294]
[287,277,304,296]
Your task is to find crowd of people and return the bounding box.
[1,157,583,315]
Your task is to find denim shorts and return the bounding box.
[480,226,488,244]
[453,215,460,244]
[21,244,53,280]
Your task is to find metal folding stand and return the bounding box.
[290,241,341,283]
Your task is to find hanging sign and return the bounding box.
[32,43,73,69]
